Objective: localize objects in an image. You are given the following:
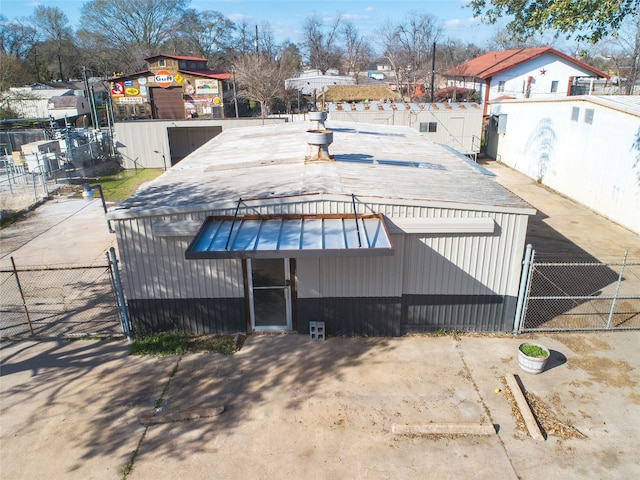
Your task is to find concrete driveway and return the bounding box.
[2,332,639,479]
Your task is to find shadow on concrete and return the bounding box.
[0,336,396,470]
[543,349,567,372]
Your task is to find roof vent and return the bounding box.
[306,111,333,161]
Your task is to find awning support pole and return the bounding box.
[225,198,242,250]
[352,194,362,247]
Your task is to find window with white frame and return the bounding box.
[498,81,505,92]
[550,81,559,93]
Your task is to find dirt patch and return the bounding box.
[502,378,585,440]
[567,356,636,388]
[550,334,612,354]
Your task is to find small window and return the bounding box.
[158,59,166,67]
[118,105,125,115]
[498,81,505,93]
[129,105,136,115]
[179,61,187,69]
[584,108,595,125]
[550,81,559,93]
[570,106,580,122]
[419,122,438,133]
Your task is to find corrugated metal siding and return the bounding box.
[117,200,526,300]
[115,197,528,334]
[117,216,244,301]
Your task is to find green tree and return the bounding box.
[0,53,32,90]
[470,0,640,43]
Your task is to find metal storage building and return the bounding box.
[108,119,534,336]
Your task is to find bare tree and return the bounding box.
[31,6,77,81]
[341,20,373,82]
[0,16,37,61]
[302,14,343,74]
[395,12,442,100]
[233,53,291,119]
[485,30,546,50]
[258,22,278,60]
[375,21,406,92]
[177,10,236,66]
[80,0,189,69]
[233,19,256,55]
[599,14,640,94]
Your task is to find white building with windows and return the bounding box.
[444,47,608,115]
[488,96,640,235]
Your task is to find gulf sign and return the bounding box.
[155,70,173,88]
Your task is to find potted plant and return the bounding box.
[518,342,550,374]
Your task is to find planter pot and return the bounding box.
[518,343,550,374]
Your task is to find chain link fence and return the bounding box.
[0,251,129,339]
[516,249,640,332]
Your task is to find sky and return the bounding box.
[0,0,508,47]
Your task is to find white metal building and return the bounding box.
[108,119,534,336]
[326,102,482,155]
[488,95,640,235]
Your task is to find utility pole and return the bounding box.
[255,25,259,54]
[430,41,436,103]
[232,68,239,118]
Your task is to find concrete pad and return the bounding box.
[0,198,117,269]
[128,335,517,480]
[0,339,175,479]
[2,333,639,479]
[460,332,640,480]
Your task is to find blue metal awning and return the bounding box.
[185,213,394,259]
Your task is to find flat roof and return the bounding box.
[112,121,532,219]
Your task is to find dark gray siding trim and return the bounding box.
[297,294,516,336]
[401,294,515,333]
[127,295,516,336]
[128,298,246,335]
[297,297,402,336]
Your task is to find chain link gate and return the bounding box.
[0,248,130,339]
[515,245,640,333]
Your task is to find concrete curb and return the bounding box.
[505,374,544,440]
[391,422,496,436]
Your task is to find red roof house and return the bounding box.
[444,47,608,114]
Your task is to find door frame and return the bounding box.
[247,258,292,332]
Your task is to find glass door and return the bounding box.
[249,258,292,331]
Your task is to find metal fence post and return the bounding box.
[108,247,131,340]
[606,251,628,329]
[10,257,34,335]
[513,244,534,334]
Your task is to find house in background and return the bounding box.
[488,95,640,235]
[109,54,231,121]
[108,119,534,337]
[444,47,608,115]
[4,86,76,119]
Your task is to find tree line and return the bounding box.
[1,0,638,99]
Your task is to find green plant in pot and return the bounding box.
[518,342,550,374]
